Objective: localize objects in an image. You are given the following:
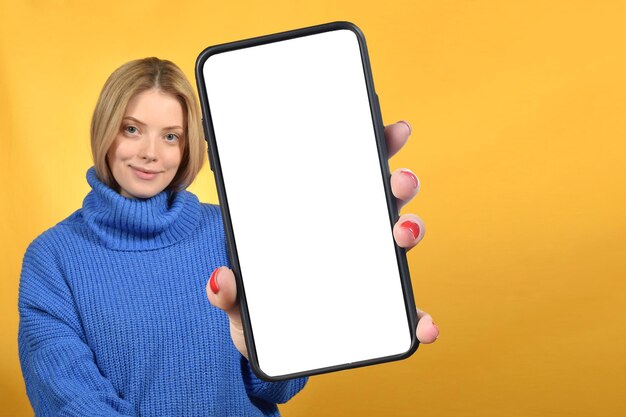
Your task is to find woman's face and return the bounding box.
[106,88,184,199]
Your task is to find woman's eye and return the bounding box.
[165,133,179,142]
[124,126,138,134]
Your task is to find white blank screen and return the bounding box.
[202,28,412,378]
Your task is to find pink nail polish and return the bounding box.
[209,268,220,294]
[400,221,420,240]
[400,170,419,189]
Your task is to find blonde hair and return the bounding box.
[90,57,206,192]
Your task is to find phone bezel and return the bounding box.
[195,21,419,382]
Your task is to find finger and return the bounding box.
[206,267,248,358]
[416,308,439,344]
[384,120,412,159]
[390,167,420,212]
[206,267,240,318]
[393,214,425,251]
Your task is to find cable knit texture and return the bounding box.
[18,166,307,417]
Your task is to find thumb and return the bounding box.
[206,267,240,317]
[206,267,247,358]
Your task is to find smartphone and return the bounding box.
[195,21,418,381]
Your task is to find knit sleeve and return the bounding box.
[17,238,135,417]
[240,357,308,404]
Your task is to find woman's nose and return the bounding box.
[138,136,157,161]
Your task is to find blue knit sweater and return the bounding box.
[18,167,308,416]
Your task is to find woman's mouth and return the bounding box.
[131,166,160,180]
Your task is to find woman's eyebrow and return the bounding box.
[123,116,146,126]
[163,125,184,131]
[123,116,183,131]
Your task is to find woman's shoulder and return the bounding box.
[190,199,225,239]
[19,210,89,305]
[197,199,222,219]
[23,209,85,259]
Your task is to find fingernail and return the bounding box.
[400,220,420,240]
[398,120,412,136]
[209,267,220,294]
[400,170,419,189]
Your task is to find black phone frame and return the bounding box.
[195,21,419,382]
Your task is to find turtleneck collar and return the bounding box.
[81,166,201,251]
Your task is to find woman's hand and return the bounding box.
[206,120,438,359]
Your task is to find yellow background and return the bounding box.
[1,0,625,416]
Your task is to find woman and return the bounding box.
[18,57,438,416]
